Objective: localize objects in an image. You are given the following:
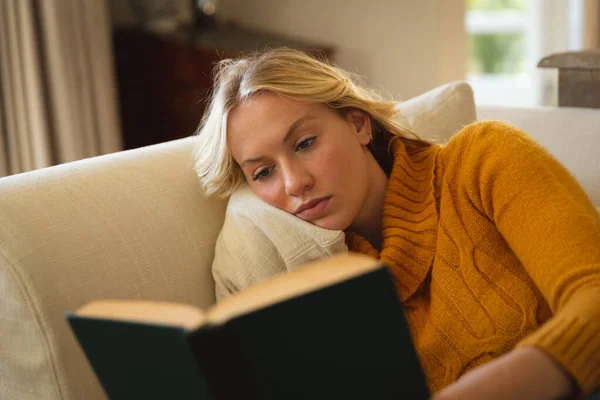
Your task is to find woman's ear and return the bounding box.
[345,108,372,146]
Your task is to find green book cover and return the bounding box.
[66,253,430,400]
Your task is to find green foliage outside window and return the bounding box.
[467,0,526,11]
[469,34,525,74]
[467,0,527,75]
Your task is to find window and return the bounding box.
[466,0,533,106]
[465,0,596,107]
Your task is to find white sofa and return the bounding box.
[0,105,599,400]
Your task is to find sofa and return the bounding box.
[1,99,599,399]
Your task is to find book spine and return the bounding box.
[189,323,266,400]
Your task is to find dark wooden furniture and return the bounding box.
[113,24,335,150]
[538,50,600,109]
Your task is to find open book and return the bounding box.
[66,253,430,400]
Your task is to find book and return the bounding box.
[66,253,430,400]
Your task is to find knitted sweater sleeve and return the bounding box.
[456,121,600,395]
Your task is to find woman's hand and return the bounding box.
[431,346,576,400]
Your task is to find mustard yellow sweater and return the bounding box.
[347,121,600,395]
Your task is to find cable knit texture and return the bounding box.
[346,121,600,395]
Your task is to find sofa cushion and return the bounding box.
[399,81,477,143]
[212,183,347,300]
[212,82,478,299]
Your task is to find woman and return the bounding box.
[194,48,600,399]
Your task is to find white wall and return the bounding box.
[217,0,466,100]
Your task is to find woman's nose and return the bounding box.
[283,164,314,197]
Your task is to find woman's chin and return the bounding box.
[310,215,352,232]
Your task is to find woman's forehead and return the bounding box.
[228,95,328,137]
[233,93,320,120]
[227,94,328,160]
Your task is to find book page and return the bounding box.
[206,252,381,324]
[74,300,206,330]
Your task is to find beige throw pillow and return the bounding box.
[212,81,477,300]
[212,183,347,300]
[400,81,477,143]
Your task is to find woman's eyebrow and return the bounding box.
[282,115,316,144]
[240,156,266,167]
[241,115,317,167]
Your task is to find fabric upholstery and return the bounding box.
[0,138,226,400]
[399,81,477,143]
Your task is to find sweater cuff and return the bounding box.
[515,309,600,396]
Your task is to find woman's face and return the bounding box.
[227,92,374,231]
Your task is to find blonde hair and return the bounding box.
[194,48,428,198]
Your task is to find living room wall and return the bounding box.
[217,0,467,100]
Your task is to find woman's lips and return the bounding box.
[295,197,331,220]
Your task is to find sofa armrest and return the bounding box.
[0,137,226,400]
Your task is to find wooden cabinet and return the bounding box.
[113,26,335,150]
[538,50,600,109]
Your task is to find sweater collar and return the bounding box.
[379,138,441,302]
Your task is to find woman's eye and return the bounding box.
[296,137,315,151]
[253,167,272,181]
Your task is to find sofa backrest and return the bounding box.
[477,105,600,207]
[0,137,226,400]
